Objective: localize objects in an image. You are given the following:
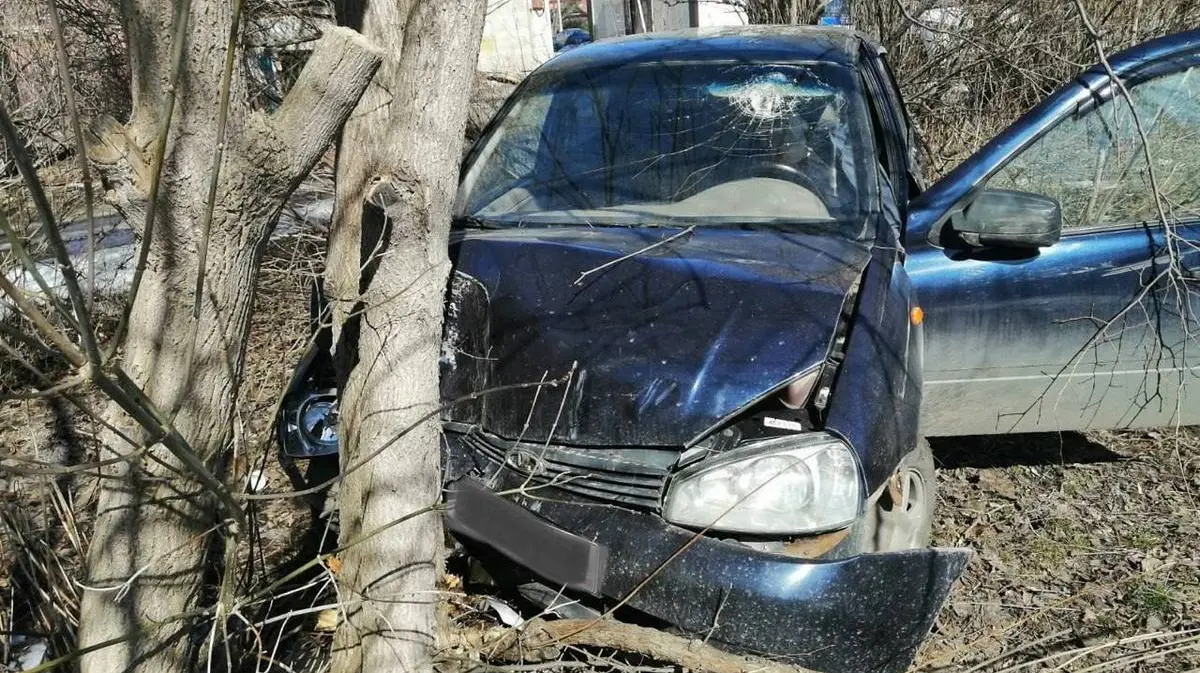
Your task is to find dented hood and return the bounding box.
[441,225,870,447]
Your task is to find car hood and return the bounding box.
[441,225,870,446]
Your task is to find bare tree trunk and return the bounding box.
[76,4,380,669]
[325,2,485,673]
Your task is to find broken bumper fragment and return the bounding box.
[447,478,969,673]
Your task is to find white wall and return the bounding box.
[651,0,690,31]
[590,0,747,40]
[592,0,628,40]
[695,0,747,27]
[478,0,555,73]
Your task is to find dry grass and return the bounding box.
[918,429,1200,672]
[0,235,320,669]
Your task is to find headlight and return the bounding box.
[279,389,340,458]
[662,433,860,535]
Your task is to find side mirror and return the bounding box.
[956,189,1062,249]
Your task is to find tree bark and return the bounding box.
[326,2,485,673]
[77,11,380,672]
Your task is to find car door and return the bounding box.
[906,31,1200,436]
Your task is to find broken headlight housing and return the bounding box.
[662,433,860,535]
[279,388,340,458]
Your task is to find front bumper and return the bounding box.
[447,477,969,673]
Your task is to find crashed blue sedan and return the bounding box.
[281,26,1200,673]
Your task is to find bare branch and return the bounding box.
[0,210,80,330]
[0,97,100,366]
[268,27,384,186]
[191,0,247,324]
[444,618,820,673]
[47,0,98,309]
[0,270,87,366]
[574,226,696,286]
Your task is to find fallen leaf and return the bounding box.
[315,608,339,633]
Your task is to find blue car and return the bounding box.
[553,27,591,52]
[280,26,1200,673]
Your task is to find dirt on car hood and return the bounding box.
[440,225,871,447]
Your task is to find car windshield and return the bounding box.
[457,60,875,231]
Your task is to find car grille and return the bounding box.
[460,432,675,510]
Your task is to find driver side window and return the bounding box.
[988,66,1200,231]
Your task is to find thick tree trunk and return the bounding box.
[326,2,485,673]
[77,10,380,671]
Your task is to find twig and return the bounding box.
[987,628,1200,673]
[0,99,100,366]
[75,523,222,602]
[46,0,97,310]
[0,371,89,399]
[959,628,1073,673]
[0,270,87,366]
[464,661,592,673]
[999,0,1193,435]
[444,617,818,673]
[95,367,247,529]
[0,209,79,331]
[573,226,695,286]
[12,606,212,673]
[187,0,245,376]
[0,447,149,478]
[0,334,144,452]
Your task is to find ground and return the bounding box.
[1,236,1198,671]
[918,430,1200,671]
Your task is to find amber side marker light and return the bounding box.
[910,306,924,325]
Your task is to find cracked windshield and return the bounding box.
[457,62,872,228]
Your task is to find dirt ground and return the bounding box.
[2,239,1199,671]
[918,430,1200,671]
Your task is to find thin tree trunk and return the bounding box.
[326,2,485,673]
[77,12,380,671]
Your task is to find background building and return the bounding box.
[590,0,748,40]
[478,0,557,73]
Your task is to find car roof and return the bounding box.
[537,26,874,75]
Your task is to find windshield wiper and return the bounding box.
[456,213,693,229]
[454,215,509,229]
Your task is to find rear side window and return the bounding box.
[988,66,1200,231]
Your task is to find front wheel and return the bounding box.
[859,439,937,552]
